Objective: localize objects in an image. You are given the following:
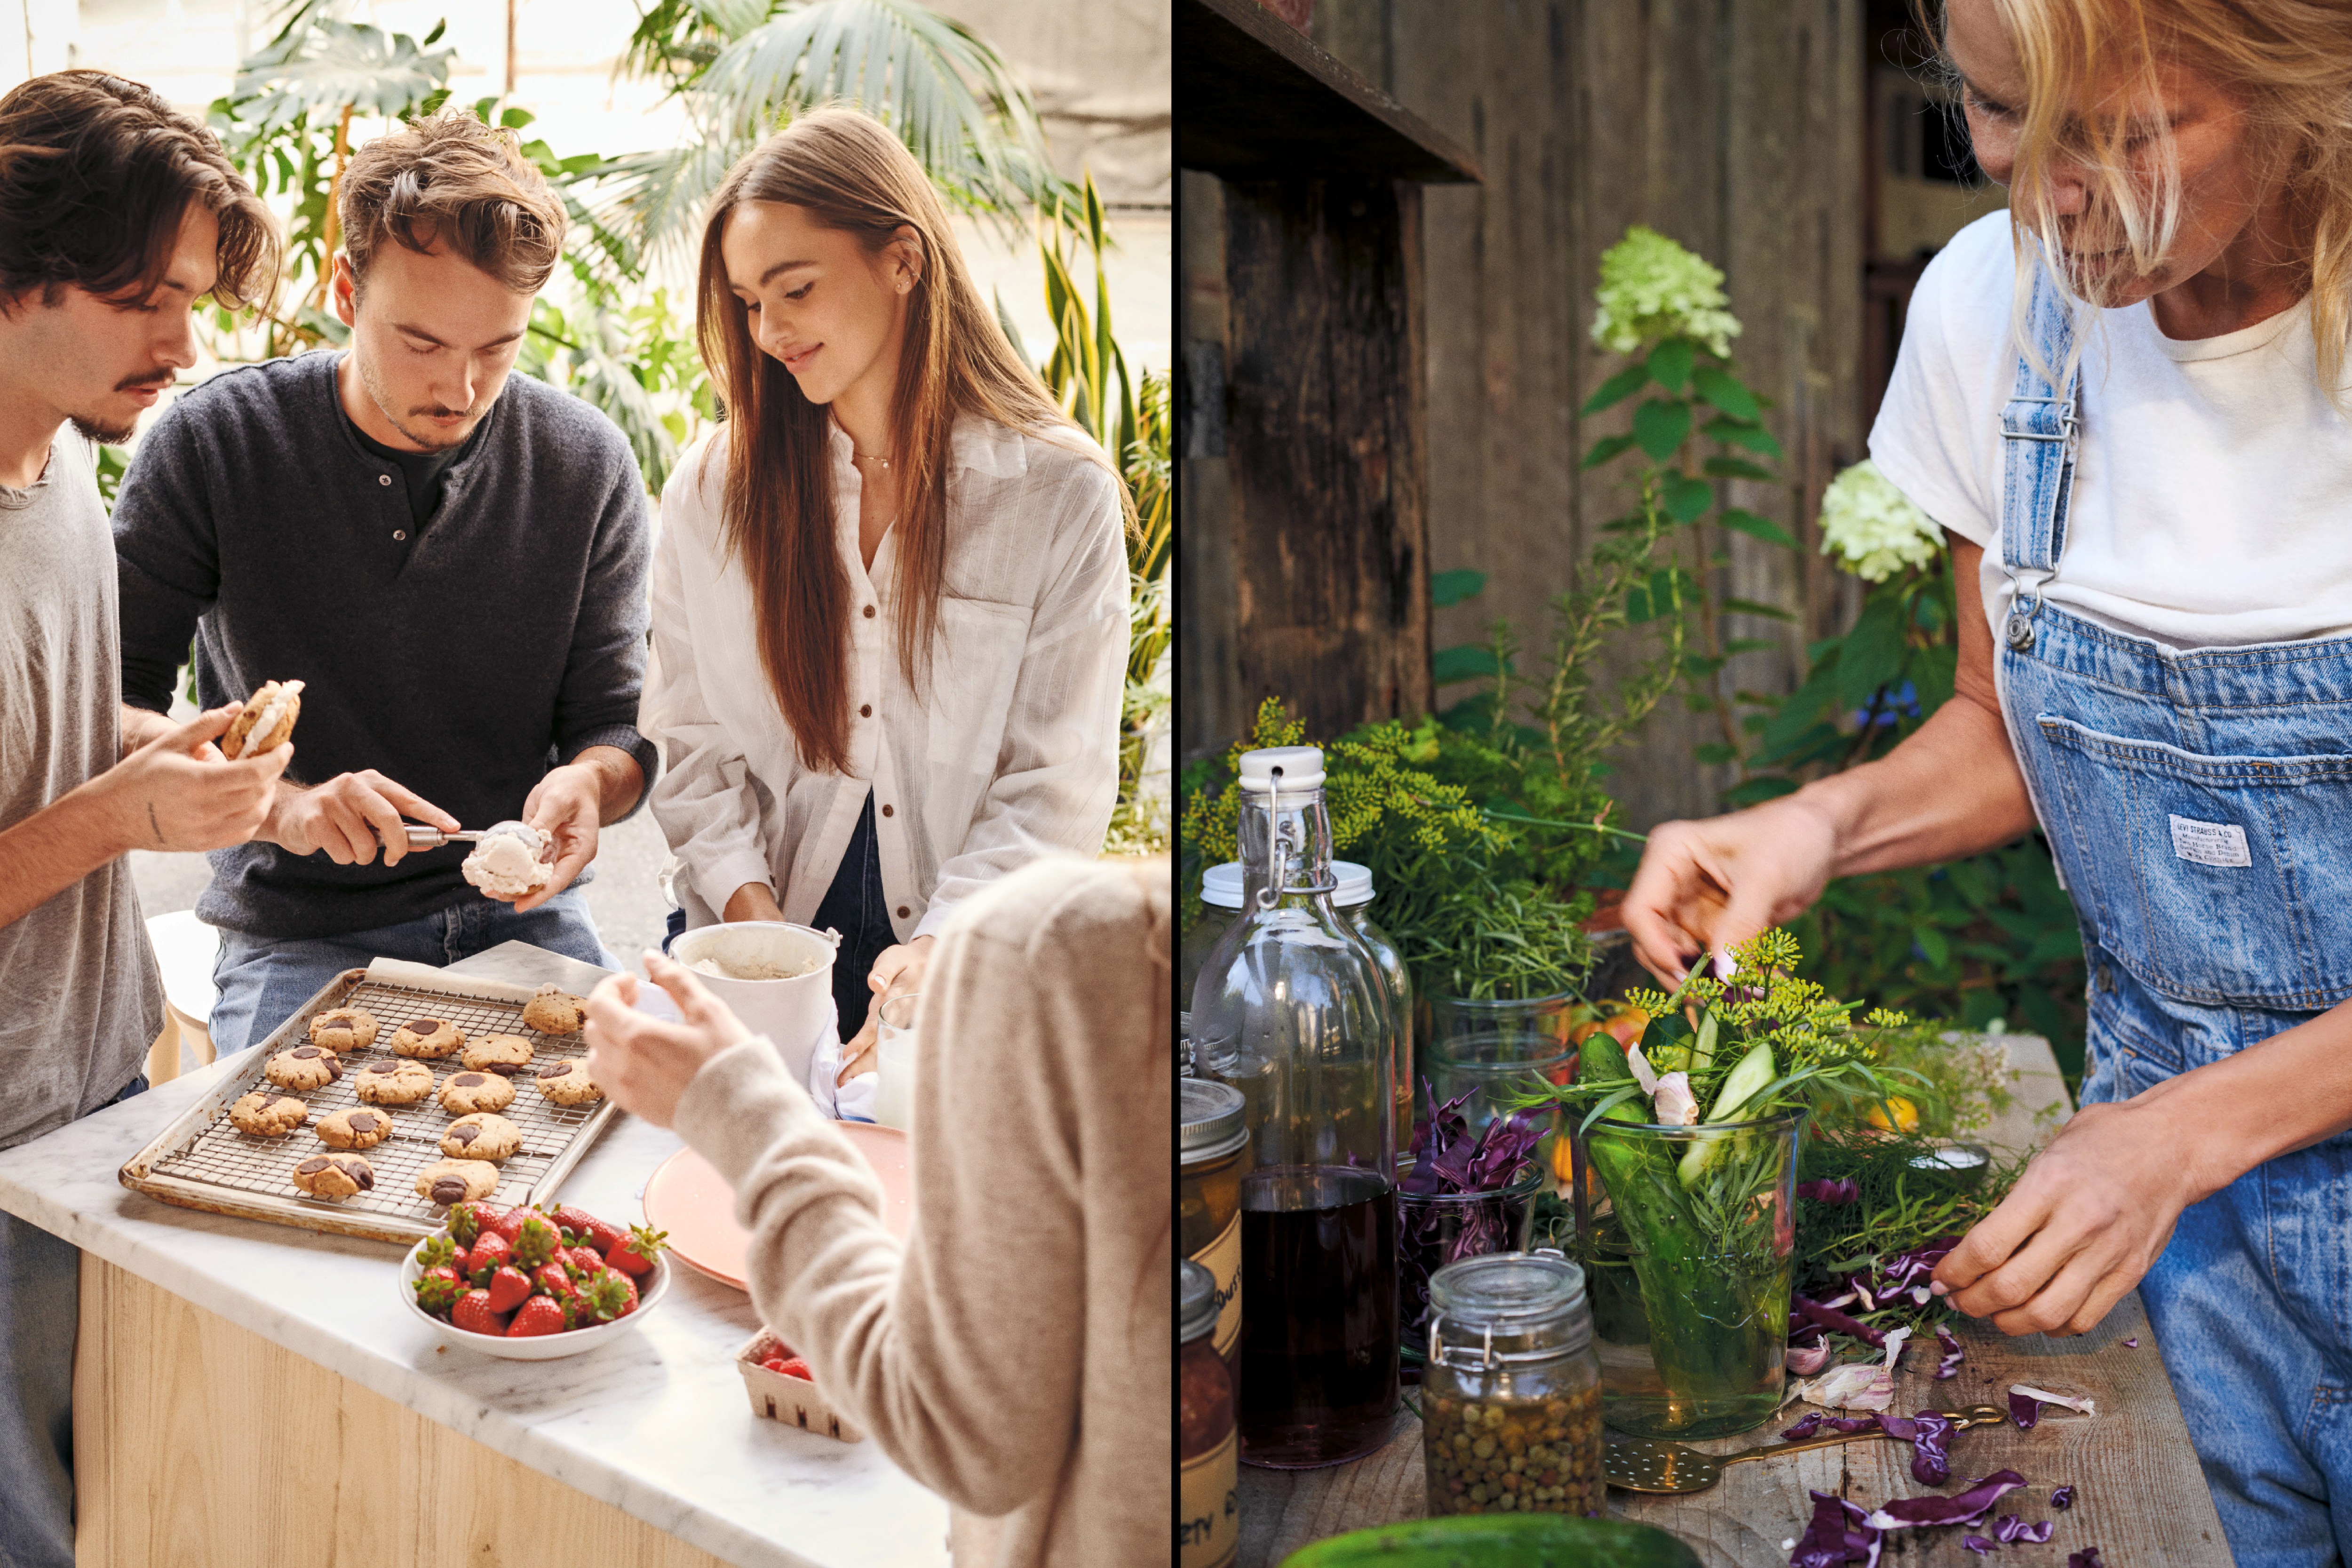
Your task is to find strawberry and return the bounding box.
[575,1267,639,1324]
[507,1295,571,1337]
[532,1262,578,1301]
[463,1231,513,1282]
[451,1289,509,1336]
[413,1267,465,1317]
[578,1214,628,1258]
[550,1205,600,1243]
[490,1204,542,1246]
[563,1243,604,1277]
[415,1235,460,1271]
[447,1202,503,1249]
[606,1223,668,1279]
[483,1265,533,1314]
[773,1356,811,1380]
[510,1213,563,1271]
[759,1356,788,1374]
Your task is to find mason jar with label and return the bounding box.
[1421,1251,1605,1519]
[1180,1077,1247,1382]
[1186,860,1412,1150]
[1178,1258,1239,1568]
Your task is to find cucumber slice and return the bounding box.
[1677,1038,1775,1186]
[1688,1011,1720,1078]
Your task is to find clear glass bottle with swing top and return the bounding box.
[1189,745,1400,1468]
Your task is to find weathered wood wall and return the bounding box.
[1183,0,1867,829]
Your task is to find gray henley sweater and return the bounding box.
[113,350,658,940]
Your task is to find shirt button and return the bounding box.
[896,905,910,919]
[379,473,393,486]
[862,605,876,619]
[881,804,894,817]
[393,529,407,541]
[859,704,872,718]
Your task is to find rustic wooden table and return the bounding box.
[1236,1035,2236,1567]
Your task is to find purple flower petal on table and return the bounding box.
[1935,1324,1965,1380]
[1863,1470,2028,1530]
[1962,1538,1998,1557]
[2067,1551,2104,1568]
[2122,1337,2139,1348]
[2008,1390,2042,1429]
[1787,1490,1883,1567]
[1797,1177,1861,1205]
[2050,1484,2076,1511]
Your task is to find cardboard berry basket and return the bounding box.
[736,1329,864,1442]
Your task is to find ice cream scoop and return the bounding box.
[459,821,554,899]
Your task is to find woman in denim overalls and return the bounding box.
[1623,0,2352,1556]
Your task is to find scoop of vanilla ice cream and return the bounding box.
[461,824,553,898]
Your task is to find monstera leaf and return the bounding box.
[231,19,455,126]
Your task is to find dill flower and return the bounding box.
[1590,225,1744,358]
[1819,461,1940,583]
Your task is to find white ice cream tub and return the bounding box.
[669,922,841,1086]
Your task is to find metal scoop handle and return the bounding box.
[377,825,485,850]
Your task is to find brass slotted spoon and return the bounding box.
[1605,1404,2010,1494]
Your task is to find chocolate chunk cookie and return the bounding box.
[228,1091,307,1136]
[307,1007,379,1053]
[521,986,586,1035]
[461,1032,534,1077]
[437,1071,515,1115]
[413,1159,499,1207]
[439,1113,522,1162]
[532,1059,604,1107]
[390,1017,465,1059]
[315,1106,393,1151]
[292,1154,373,1200]
[265,1045,342,1091]
[353,1058,435,1106]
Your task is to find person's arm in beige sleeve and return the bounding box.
[586,856,1168,1556]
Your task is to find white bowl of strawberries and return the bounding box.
[401,1200,672,1361]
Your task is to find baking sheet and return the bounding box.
[119,958,619,1246]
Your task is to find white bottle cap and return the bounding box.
[1236,746,1324,792]
[1200,860,1374,909]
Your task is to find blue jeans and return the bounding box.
[1996,262,2352,1561]
[208,887,614,1055]
[0,1072,145,1568]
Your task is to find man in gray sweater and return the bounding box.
[114,107,659,1053]
[0,71,292,1568]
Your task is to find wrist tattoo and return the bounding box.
[147,801,163,845]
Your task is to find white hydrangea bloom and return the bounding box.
[1590,225,1744,358]
[1818,461,1939,582]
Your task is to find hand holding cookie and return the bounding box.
[584,952,752,1129]
[100,704,290,853]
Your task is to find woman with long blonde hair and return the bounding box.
[641,107,1129,1075]
[1620,1,2352,1552]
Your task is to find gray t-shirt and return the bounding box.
[0,430,161,1148]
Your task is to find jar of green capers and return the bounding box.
[1421,1251,1604,1519]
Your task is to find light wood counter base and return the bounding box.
[74,1254,730,1568]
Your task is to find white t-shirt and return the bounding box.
[1869,210,2352,651]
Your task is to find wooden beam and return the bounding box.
[1178,0,1482,184]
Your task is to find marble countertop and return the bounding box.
[0,942,947,1568]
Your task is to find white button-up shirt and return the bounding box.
[642,414,1128,941]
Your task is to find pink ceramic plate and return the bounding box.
[644,1122,914,1291]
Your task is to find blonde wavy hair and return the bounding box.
[1921,0,2352,392]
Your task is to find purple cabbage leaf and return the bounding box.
[1862,1470,2029,1531]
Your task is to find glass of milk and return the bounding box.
[871,993,922,1131]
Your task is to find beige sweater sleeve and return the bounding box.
[673,855,1169,1555]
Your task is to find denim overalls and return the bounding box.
[1999,268,2352,1560]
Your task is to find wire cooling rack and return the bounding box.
[120,961,618,1246]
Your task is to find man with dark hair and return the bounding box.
[113,105,658,1052]
[0,68,289,1567]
